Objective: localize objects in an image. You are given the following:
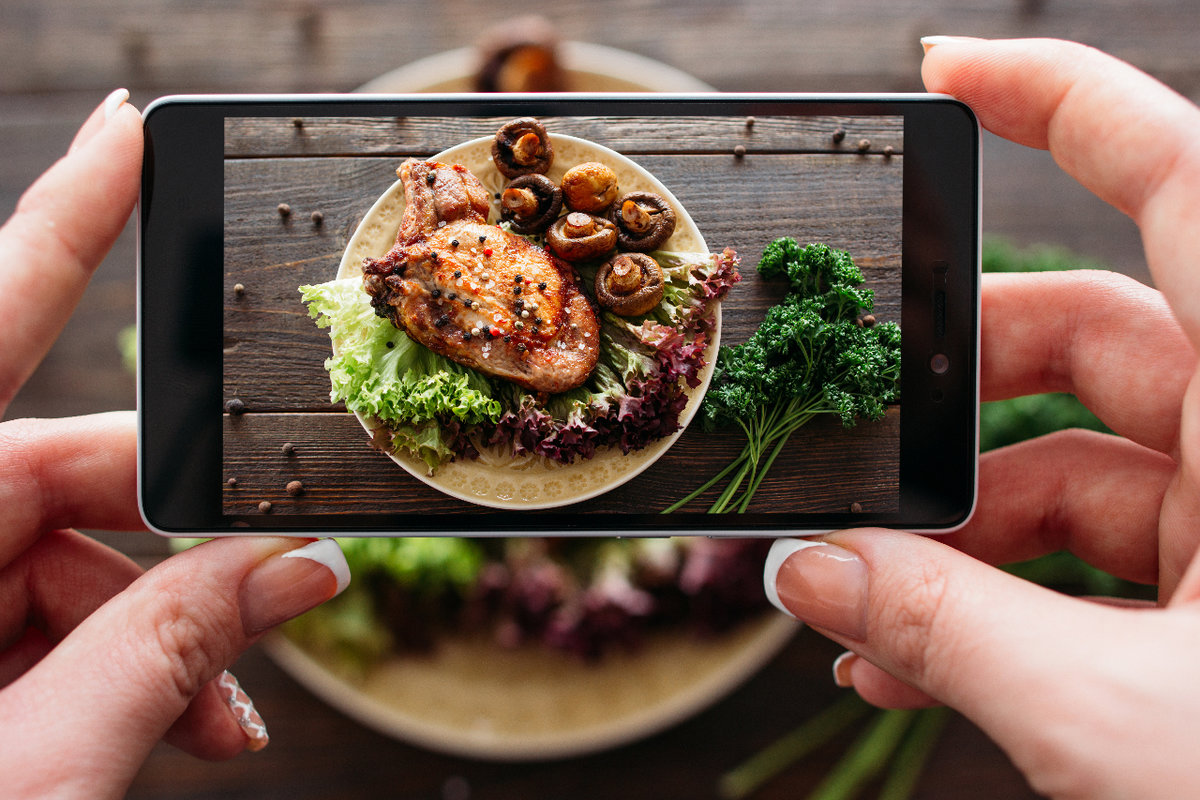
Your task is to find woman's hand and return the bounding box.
[765,38,1200,800]
[0,90,350,800]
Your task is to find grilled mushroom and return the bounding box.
[610,191,676,251]
[561,161,619,213]
[499,174,562,234]
[595,253,665,316]
[492,118,554,178]
[546,212,617,262]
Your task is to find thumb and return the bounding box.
[762,531,1169,779]
[0,536,348,800]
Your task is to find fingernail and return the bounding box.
[104,88,130,121]
[217,670,270,752]
[240,538,350,635]
[920,35,981,54]
[832,651,859,688]
[764,538,868,640]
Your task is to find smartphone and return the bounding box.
[139,94,979,535]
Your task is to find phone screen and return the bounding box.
[140,96,978,534]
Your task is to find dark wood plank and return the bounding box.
[224,115,903,158]
[221,408,900,517]
[223,153,901,410]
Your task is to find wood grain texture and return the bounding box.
[3,0,1197,102]
[221,409,900,517]
[224,115,903,158]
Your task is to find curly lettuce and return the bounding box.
[300,278,501,469]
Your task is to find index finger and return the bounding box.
[921,37,1200,343]
[0,90,142,411]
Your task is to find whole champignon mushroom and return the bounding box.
[560,161,619,213]
[546,212,618,262]
[492,118,554,179]
[499,174,563,234]
[595,253,665,316]
[610,191,676,252]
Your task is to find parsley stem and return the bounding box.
[876,707,950,800]
[661,445,748,513]
[736,427,794,513]
[717,693,872,800]
[710,454,754,513]
[805,709,917,800]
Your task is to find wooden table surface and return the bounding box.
[4,1,1199,797]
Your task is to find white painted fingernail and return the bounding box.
[281,538,351,595]
[104,88,130,121]
[240,538,351,635]
[763,537,869,640]
[833,651,859,688]
[216,670,270,752]
[920,35,981,54]
[763,538,825,615]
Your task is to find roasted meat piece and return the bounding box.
[362,159,600,394]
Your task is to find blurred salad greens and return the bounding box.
[283,535,774,678]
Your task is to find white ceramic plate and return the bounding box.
[336,131,717,509]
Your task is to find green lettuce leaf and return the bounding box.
[299,278,502,468]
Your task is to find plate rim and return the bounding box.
[354,40,717,94]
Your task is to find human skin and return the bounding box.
[0,91,350,799]
[765,38,1200,800]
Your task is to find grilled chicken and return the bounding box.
[362,159,600,394]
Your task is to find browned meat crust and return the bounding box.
[363,159,600,394]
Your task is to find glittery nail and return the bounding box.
[217,670,270,752]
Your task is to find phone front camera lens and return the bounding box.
[930,353,950,375]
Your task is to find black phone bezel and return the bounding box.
[139,94,979,535]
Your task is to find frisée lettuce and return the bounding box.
[300,247,739,472]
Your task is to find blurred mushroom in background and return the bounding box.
[474,15,568,92]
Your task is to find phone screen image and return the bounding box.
[141,96,976,534]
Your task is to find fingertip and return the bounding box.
[69,89,142,154]
[164,676,258,760]
[919,35,985,94]
[835,650,941,709]
[103,88,131,121]
[920,34,984,55]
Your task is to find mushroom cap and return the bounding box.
[561,161,619,213]
[499,174,563,234]
[545,212,618,262]
[594,253,665,317]
[609,191,677,252]
[491,118,554,179]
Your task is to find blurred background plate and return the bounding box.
[265,613,798,761]
[355,40,716,93]
[265,43,794,761]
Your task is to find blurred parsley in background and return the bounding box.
[721,237,1154,800]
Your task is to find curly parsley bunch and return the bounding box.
[671,239,901,514]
